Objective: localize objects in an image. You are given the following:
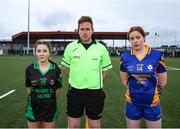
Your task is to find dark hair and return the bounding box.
[78,16,93,29]
[127,26,146,41]
[34,40,52,53]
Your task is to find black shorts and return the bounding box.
[26,96,59,122]
[66,86,106,120]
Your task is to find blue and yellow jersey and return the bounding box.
[120,45,166,106]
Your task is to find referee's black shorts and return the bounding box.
[66,86,106,120]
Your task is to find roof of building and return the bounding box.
[12,31,129,43]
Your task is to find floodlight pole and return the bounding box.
[27,0,30,55]
[125,40,127,51]
[113,40,114,54]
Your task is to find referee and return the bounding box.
[61,16,112,128]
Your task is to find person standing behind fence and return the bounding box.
[120,26,167,128]
[25,40,62,128]
[61,16,112,128]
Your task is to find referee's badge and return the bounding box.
[50,79,55,85]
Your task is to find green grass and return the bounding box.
[0,56,180,127]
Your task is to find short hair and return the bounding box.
[78,16,93,29]
[34,40,52,53]
[127,26,146,40]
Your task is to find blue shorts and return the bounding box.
[125,102,162,121]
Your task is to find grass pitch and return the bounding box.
[0,56,180,128]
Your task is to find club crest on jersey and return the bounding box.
[50,79,55,85]
[147,65,153,71]
[136,64,144,71]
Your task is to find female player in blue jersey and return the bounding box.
[120,26,167,128]
[25,40,62,128]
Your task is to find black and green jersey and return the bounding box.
[61,40,112,89]
[25,60,62,100]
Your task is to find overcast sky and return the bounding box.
[0,0,179,47]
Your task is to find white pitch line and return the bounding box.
[166,66,180,70]
[166,69,180,71]
[0,90,16,99]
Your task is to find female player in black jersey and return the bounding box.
[25,40,62,128]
